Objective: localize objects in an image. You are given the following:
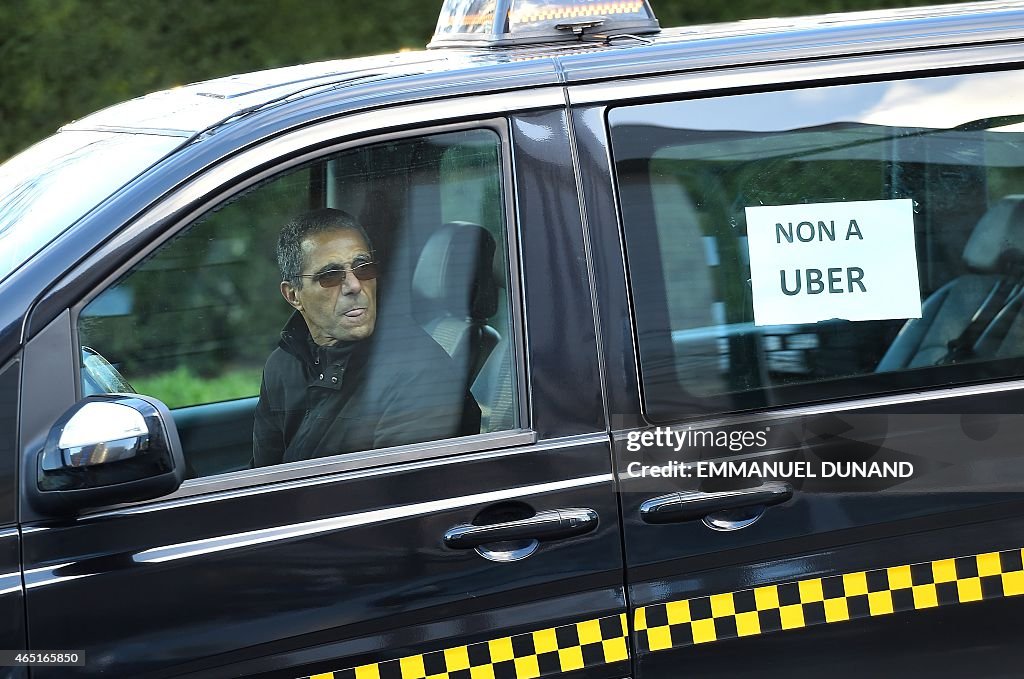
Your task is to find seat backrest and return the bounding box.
[472,334,516,432]
[412,222,500,388]
[878,195,1024,371]
[961,196,1024,273]
[471,256,516,433]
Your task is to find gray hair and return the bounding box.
[277,208,373,287]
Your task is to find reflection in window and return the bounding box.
[0,131,180,284]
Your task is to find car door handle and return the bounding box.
[444,508,599,549]
[639,483,792,524]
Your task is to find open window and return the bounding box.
[77,127,520,478]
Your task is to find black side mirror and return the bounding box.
[30,394,185,516]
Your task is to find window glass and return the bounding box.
[610,70,1024,420]
[0,130,181,284]
[79,128,517,477]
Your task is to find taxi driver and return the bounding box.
[252,208,479,466]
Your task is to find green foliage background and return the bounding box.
[0,0,967,162]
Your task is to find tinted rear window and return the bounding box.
[610,69,1024,419]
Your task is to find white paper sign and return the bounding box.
[745,199,921,326]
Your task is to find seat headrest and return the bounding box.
[963,195,1024,272]
[413,222,498,319]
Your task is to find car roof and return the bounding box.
[63,1,1024,141]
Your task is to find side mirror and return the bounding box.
[30,394,186,516]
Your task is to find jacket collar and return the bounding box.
[278,312,369,391]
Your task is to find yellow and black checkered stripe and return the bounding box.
[301,547,1024,678]
[511,1,645,25]
[302,613,629,679]
[636,547,1024,653]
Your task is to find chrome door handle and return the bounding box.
[639,483,792,524]
[444,508,599,549]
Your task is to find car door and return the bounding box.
[572,44,1024,677]
[0,358,26,679]
[17,93,628,679]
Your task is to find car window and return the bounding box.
[0,130,181,285]
[78,127,518,477]
[609,69,1024,420]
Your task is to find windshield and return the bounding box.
[0,130,182,284]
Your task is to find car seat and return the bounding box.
[471,256,516,433]
[412,222,500,390]
[878,195,1024,370]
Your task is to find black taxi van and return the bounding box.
[3,0,1024,676]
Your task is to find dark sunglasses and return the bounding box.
[296,260,379,288]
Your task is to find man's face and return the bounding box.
[281,227,377,345]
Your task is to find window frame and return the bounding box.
[66,116,534,500]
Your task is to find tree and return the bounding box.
[0,0,965,162]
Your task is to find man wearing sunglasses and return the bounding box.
[252,208,480,467]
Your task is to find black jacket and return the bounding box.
[253,312,480,466]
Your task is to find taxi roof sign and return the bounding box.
[428,0,661,48]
